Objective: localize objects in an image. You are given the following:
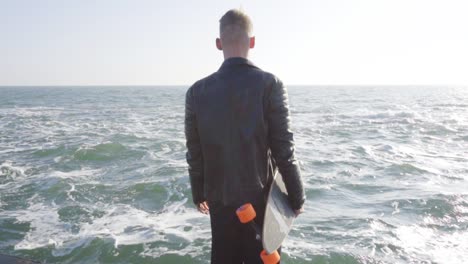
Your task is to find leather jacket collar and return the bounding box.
[218,57,258,71]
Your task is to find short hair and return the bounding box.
[219,9,253,45]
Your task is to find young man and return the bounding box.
[185,9,305,264]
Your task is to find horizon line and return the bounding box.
[1,84,467,87]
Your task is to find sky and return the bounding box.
[1,0,467,86]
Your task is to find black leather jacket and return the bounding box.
[185,57,305,210]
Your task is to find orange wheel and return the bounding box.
[236,203,256,223]
[260,249,280,264]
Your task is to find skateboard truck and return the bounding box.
[236,203,281,264]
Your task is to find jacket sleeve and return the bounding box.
[185,86,205,205]
[267,79,306,210]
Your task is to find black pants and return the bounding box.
[208,195,281,264]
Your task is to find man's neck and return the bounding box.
[223,49,249,60]
[224,55,248,60]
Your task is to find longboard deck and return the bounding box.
[262,170,296,254]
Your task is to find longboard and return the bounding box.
[236,170,295,263]
[262,170,295,254]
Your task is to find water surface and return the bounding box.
[0,86,467,263]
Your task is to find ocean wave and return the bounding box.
[0,161,33,185]
[383,163,431,176]
[72,142,144,162]
[394,225,467,263]
[48,169,102,180]
[8,199,210,260]
[0,161,27,178]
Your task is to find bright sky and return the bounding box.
[1,0,467,86]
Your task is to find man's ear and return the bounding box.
[249,36,255,49]
[216,38,223,50]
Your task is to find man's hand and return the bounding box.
[294,207,304,217]
[197,201,210,215]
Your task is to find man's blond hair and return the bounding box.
[219,9,253,46]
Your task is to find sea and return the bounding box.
[0,86,467,264]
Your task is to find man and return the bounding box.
[185,9,305,264]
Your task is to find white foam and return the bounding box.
[12,203,70,251]
[11,198,211,258]
[49,168,102,180]
[0,160,27,179]
[395,225,468,264]
[391,201,400,215]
